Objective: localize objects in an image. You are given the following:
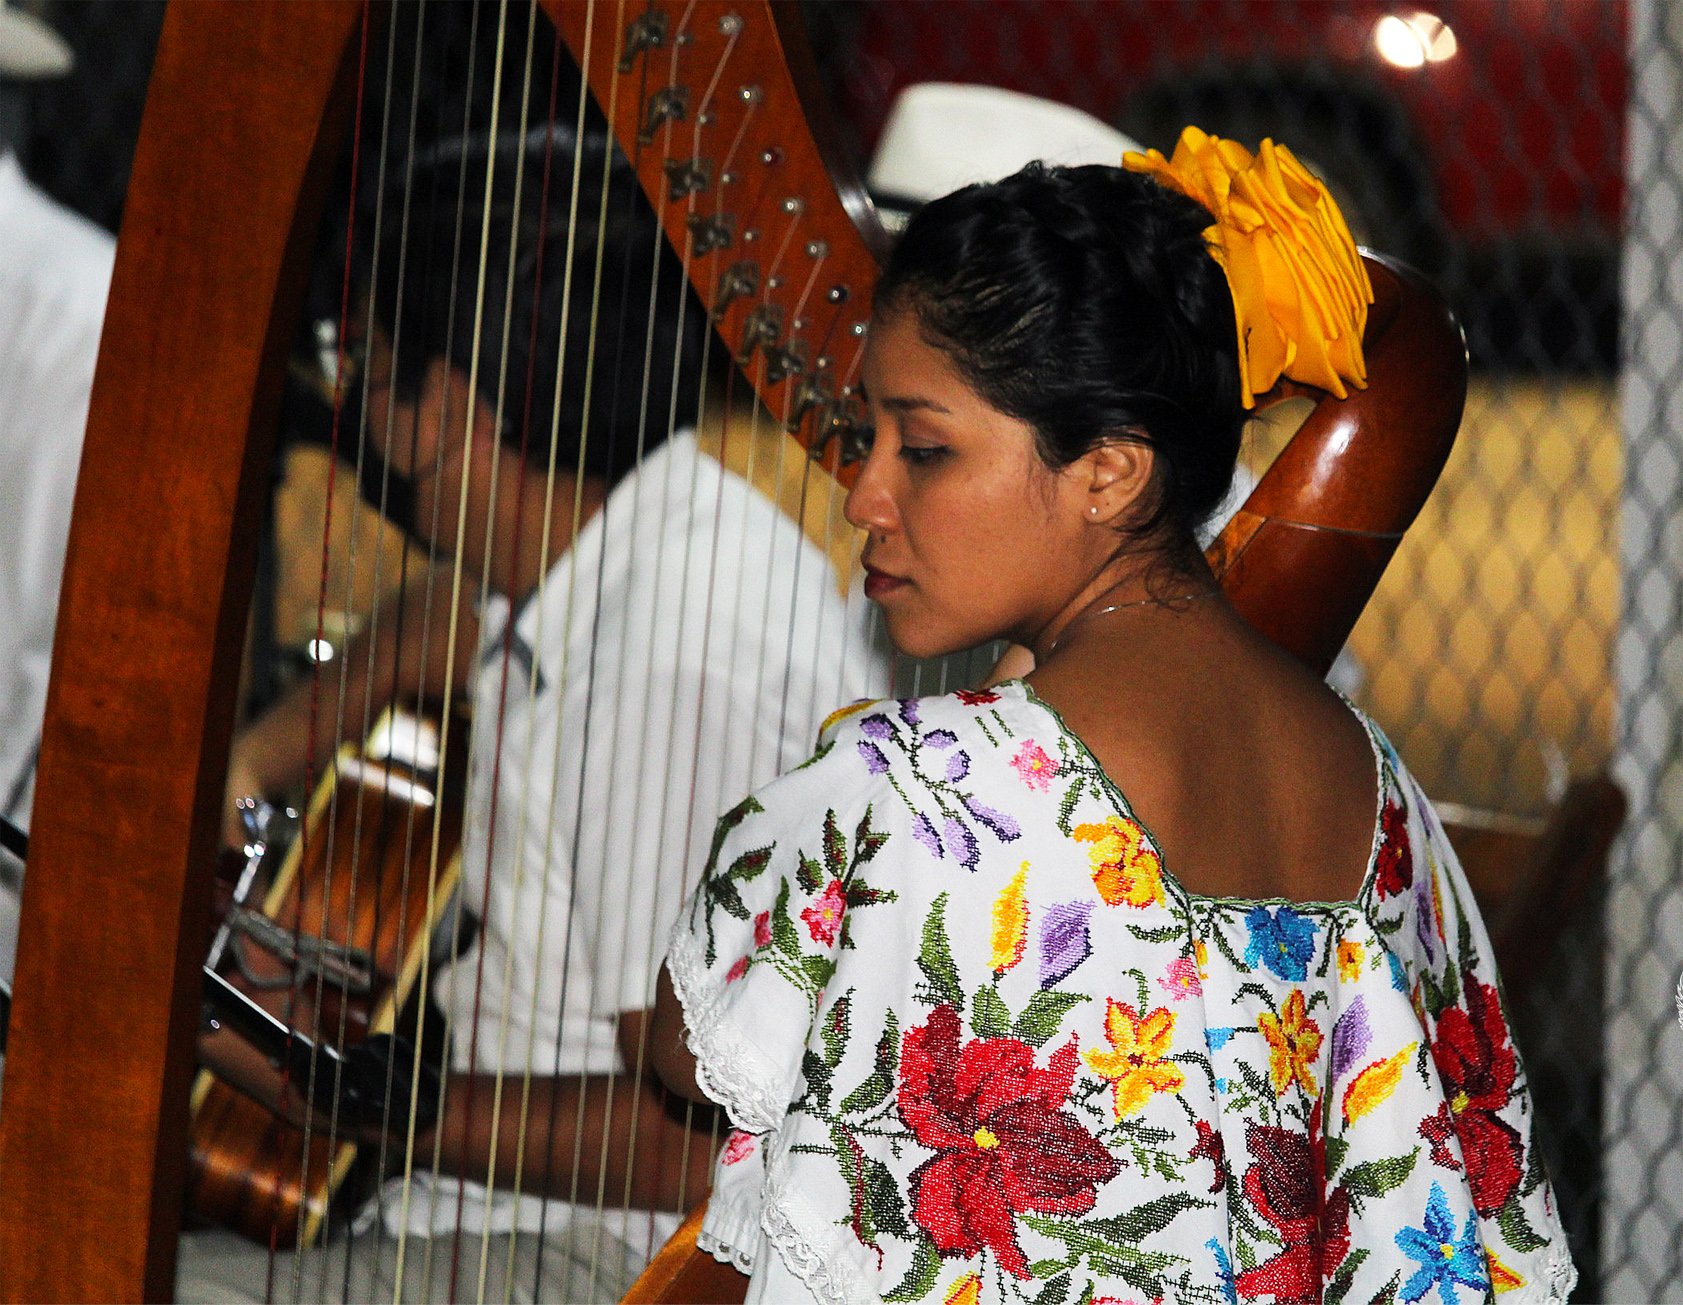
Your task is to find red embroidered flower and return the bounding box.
[720,1130,756,1166]
[1234,1114,1350,1304]
[954,689,1000,705]
[801,879,846,946]
[725,955,749,983]
[1373,800,1413,898]
[1189,1119,1226,1193]
[1428,978,1523,1214]
[753,910,772,948]
[897,1004,1120,1279]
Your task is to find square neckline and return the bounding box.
[1000,678,1390,914]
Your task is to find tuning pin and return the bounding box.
[639,85,690,145]
[788,373,833,437]
[736,303,785,368]
[664,158,712,201]
[618,9,668,73]
[712,261,759,321]
[764,340,807,386]
[688,213,735,256]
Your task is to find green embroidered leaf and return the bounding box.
[1325,1135,1351,1177]
[1056,782,1083,833]
[803,954,838,992]
[710,878,747,923]
[820,995,851,1068]
[883,1234,940,1302]
[727,845,773,883]
[772,881,800,957]
[1032,1272,1072,1305]
[793,738,834,770]
[1018,1215,1180,1289]
[1370,1268,1402,1305]
[1014,991,1090,1047]
[823,808,847,880]
[1324,1246,1370,1305]
[840,1013,900,1116]
[802,1048,832,1110]
[853,805,889,866]
[971,985,1012,1039]
[1497,1192,1550,1252]
[1029,1260,1075,1278]
[796,852,822,894]
[865,1155,909,1239]
[704,795,764,871]
[916,893,963,1009]
[1087,1192,1212,1243]
[1125,923,1185,945]
[1072,1282,1095,1305]
[1340,1150,1418,1200]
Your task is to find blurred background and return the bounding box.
[11,0,1678,1297]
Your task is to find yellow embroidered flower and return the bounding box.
[1124,126,1373,409]
[1072,816,1165,909]
[1194,938,1209,979]
[1258,989,1324,1096]
[1337,937,1365,982]
[1083,998,1185,1119]
[943,1272,983,1305]
[1342,1041,1418,1124]
[990,863,1031,973]
[1487,1251,1525,1295]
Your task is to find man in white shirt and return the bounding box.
[181,103,887,1301]
[0,4,115,987]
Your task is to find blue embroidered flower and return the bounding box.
[1205,1027,1235,1053]
[1395,1181,1489,1305]
[1388,948,1409,992]
[1206,1238,1239,1305]
[1242,905,1317,981]
[857,740,889,774]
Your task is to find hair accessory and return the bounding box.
[1123,126,1373,410]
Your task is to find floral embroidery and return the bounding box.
[1009,740,1060,790]
[1396,1181,1490,1304]
[1083,998,1185,1118]
[899,1004,1120,1279]
[953,689,999,706]
[1073,816,1165,908]
[1257,989,1323,1096]
[1242,904,1317,980]
[720,1130,757,1165]
[673,684,1571,1305]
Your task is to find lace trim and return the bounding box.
[696,1227,757,1274]
[666,921,790,1133]
[1539,1246,1578,1302]
[761,1175,878,1305]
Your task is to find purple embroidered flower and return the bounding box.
[857,740,890,774]
[913,812,944,859]
[1039,900,1093,987]
[898,698,921,725]
[963,795,1020,841]
[944,816,980,870]
[1414,873,1439,961]
[1329,996,1373,1081]
[945,750,971,782]
[923,729,958,750]
[859,714,893,741]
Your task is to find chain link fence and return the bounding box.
[17,0,1678,1297]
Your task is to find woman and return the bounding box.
[651,133,1575,1305]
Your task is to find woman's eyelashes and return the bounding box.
[899,442,949,466]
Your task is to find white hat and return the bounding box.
[0,0,72,80]
[868,83,1142,230]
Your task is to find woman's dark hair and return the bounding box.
[374,105,713,487]
[875,162,1245,564]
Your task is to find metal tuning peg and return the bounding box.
[790,373,834,439]
[763,338,807,386]
[664,158,712,201]
[736,302,785,368]
[687,213,734,256]
[827,390,874,466]
[618,8,668,73]
[712,260,759,321]
[639,85,689,145]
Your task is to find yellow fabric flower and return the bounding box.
[1083,998,1185,1119]
[1123,126,1373,408]
[1342,1041,1418,1124]
[1257,989,1324,1096]
[990,863,1030,973]
[1073,816,1165,909]
[1337,937,1365,982]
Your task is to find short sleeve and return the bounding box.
[665,710,887,1133]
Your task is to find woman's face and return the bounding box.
[846,309,1115,659]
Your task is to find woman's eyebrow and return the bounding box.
[877,395,954,415]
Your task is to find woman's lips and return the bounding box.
[863,566,908,600]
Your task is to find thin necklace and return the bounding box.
[1045,587,1215,656]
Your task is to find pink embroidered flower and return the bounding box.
[720,1130,757,1166]
[753,910,772,948]
[1009,740,1059,790]
[725,955,749,983]
[801,879,847,946]
[1157,955,1202,1001]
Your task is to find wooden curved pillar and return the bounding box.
[0,5,361,1300]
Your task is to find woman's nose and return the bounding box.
[843,440,896,535]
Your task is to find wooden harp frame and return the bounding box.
[0,2,1465,1300]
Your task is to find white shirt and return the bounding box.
[0,151,114,983]
[376,429,890,1256]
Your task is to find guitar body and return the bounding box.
[0,2,1463,1300]
[186,716,464,1249]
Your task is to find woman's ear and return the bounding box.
[1081,438,1156,525]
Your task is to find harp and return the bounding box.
[0,2,1464,1302]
